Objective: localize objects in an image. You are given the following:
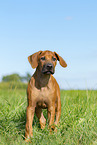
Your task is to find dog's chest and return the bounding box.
[40,86,55,97]
[36,87,55,108]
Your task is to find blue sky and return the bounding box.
[0,0,97,89]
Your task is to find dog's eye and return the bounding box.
[40,56,45,60]
[52,57,56,61]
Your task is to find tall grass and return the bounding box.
[0,83,97,145]
[0,82,27,89]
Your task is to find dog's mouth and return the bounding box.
[42,70,54,75]
[42,63,54,75]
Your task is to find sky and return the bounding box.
[0,0,97,89]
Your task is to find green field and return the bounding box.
[0,83,97,145]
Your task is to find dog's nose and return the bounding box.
[46,63,53,69]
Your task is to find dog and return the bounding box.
[25,50,67,141]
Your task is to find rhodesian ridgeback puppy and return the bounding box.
[25,50,67,141]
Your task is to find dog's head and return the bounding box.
[28,50,67,75]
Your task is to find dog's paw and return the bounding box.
[25,138,31,142]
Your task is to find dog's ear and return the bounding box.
[28,51,42,69]
[54,52,67,67]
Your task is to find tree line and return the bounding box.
[2,73,31,82]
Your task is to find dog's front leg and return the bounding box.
[54,87,61,127]
[25,106,35,141]
[48,105,55,131]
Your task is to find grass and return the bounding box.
[0,83,97,145]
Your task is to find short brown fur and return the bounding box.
[25,50,67,141]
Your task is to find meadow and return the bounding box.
[0,82,97,145]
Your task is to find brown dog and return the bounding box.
[25,50,67,141]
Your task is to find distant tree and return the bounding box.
[2,73,31,82]
[2,74,21,82]
[26,73,31,81]
[21,73,31,82]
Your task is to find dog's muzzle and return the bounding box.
[42,63,54,74]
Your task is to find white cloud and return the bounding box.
[65,16,73,20]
